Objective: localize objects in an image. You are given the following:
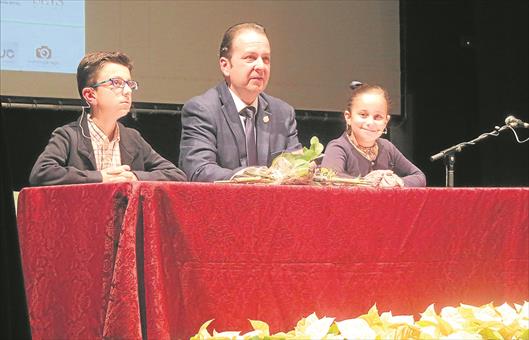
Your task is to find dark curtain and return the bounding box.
[0,111,31,339]
[402,0,529,186]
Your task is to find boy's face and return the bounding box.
[87,62,133,120]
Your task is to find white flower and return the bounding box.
[212,330,240,338]
[336,318,376,340]
[380,311,415,326]
[460,303,501,323]
[419,304,439,324]
[419,325,440,338]
[517,301,529,328]
[496,302,518,326]
[517,301,529,329]
[440,306,466,330]
[295,313,335,339]
[304,316,335,339]
[240,330,262,338]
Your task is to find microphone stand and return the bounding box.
[430,124,511,187]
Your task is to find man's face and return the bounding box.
[220,29,271,104]
[85,62,133,120]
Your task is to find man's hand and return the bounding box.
[101,165,138,183]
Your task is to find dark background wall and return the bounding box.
[403,0,528,186]
[0,112,31,339]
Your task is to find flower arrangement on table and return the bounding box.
[191,301,528,339]
[216,137,372,186]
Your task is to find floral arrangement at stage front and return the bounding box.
[191,301,529,339]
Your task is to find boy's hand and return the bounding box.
[101,165,138,183]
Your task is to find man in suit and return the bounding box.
[179,22,301,182]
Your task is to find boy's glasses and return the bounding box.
[91,78,139,91]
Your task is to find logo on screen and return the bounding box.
[36,46,52,59]
[32,0,64,6]
[1,49,16,59]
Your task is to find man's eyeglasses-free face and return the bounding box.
[91,77,139,91]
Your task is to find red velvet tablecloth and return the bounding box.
[17,183,529,339]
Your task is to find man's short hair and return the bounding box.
[76,51,133,98]
[219,22,267,60]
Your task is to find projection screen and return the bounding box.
[1,0,400,113]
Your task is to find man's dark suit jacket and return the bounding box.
[179,81,301,182]
[29,113,186,186]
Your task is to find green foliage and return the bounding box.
[270,136,324,178]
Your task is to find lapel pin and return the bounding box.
[263,116,270,123]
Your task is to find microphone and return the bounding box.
[505,115,529,128]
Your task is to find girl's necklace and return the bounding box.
[347,134,378,162]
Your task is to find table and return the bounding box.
[17,183,529,339]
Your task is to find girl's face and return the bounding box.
[345,91,390,146]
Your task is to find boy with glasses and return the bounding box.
[29,51,186,186]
